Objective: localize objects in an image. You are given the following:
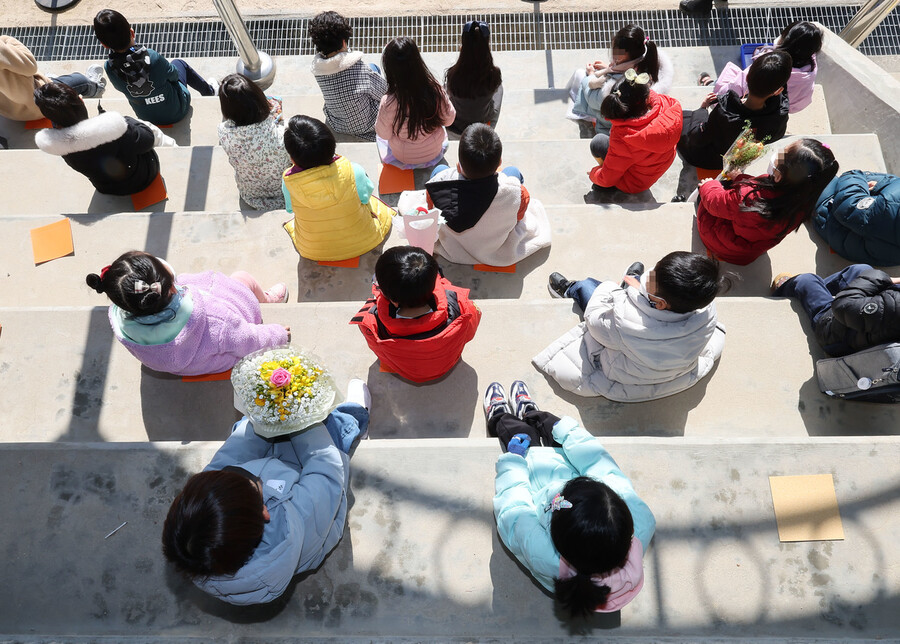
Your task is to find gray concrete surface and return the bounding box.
[2,298,898,443]
[0,439,897,640]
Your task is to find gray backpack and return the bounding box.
[816,343,900,403]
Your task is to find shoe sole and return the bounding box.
[547,283,566,299]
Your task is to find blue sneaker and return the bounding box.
[510,380,538,419]
[483,382,511,422]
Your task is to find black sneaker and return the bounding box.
[483,382,511,423]
[548,272,574,299]
[510,380,538,419]
[679,0,719,14]
[621,262,645,288]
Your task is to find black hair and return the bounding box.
[34,82,89,128]
[218,73,270,127]
[93,9,132,51]
[85,250,175,315]
[375,246,439,308]
[445,22,502,100]
[653,251,729,313]
[733,138,839,237]
[776,21,822,70]
[551,477,635,617]
[458,123,502,179]
[382,37,448,140]
[162,470,266,578]
[611,24,659,83]
[308,11,353,56]
[283,115,336,169]
[746,50,793,98]
[600,77,652,121]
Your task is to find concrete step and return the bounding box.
[1,298,897,443]
[2,438,898,640]
[0,84,830,150]
[8,205,900,310]
[0,133,885,216]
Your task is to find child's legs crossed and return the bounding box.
[568,278,602,312]
[325,403,370,453]
[777,273,834,324]
[501,167,524,184]
[171,59,216,96]
[229,271,276,303]
[522,410,562,447]
[490,412,540,449]
[823,264,873,295]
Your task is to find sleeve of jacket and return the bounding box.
[582,280,624,349]
[493,453,559,592]
[552,417,656,552]
[591,128,631,188]
[204,416,273,471]
[827,171,893,237]
[831,269,897,334]
[712,62,747,98]
[352,161,375,204]
[367,68,388,101]
[439,89,457,127]
[698,177,748,221]
[126,116,170,152]
[149,49,179,84]
[375,96,393,139]
[580,74,606,115]
[213,313,289,363]
[0,36,39,76]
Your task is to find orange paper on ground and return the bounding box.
[25,117,52,130]
[318,257,360,268]
[182,370,232,382]
[131,174,167,210]
[378,164,415,193]
[769,474,845,542]
[30,218,74,264]
[474,263,516,273]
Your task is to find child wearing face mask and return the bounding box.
[534,252,728,402]
[86,251,290,376]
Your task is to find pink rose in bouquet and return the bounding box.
[269,367,292,388]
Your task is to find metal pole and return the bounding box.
[211,0,276,88]
[839,0,900,48]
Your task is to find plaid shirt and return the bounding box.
[315,59,387,141]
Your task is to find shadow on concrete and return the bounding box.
[365,359,478,438]
[293,239,385,303]
[182,145,214,212]
[440,245,551,300]
[165,105,194,147]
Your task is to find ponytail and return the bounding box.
[612,25,660,83]
[640,40,660,83]
[600,77,651,121]
[555,573,612,617]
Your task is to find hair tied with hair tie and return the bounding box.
[645,36,650,43]
[134,280,162,295]
[546,492,573,512]
[99,265,111,281]
[624,68,650,86]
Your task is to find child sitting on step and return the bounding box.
[424,123,552,267]
[375,37,456,168]
[93,9,217,126]
[350,246,481,383]
[678,50,792,172]
[444,20,504,134]
[162,379,370,605]
[696,138,838,265]
[486,381,655,615]
[588,72,682,194]
[86,251,289,376]
[534,252,727,402]
[281,115,393,262]
[773,266,900,357]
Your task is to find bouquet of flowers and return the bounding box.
[719,121,770,180]
[231,346,339,437]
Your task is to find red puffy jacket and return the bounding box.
[350,277,481,383]
[590,91,683,194]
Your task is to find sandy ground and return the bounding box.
[3,0,849,28]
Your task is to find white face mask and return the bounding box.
[766,151,778,176]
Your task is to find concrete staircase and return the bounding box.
[1,33,899,641]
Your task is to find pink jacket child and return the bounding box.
[87,252,290,376]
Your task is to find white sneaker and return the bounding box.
[86,64,104,84]
[346,379,371,410]
[207,77,220,96]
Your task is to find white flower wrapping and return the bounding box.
[231,346,339,437]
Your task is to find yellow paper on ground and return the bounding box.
[769,474,844,542]
[30,217,74,265]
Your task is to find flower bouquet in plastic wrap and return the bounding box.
[688,121,770,202]
[231,346,339,437]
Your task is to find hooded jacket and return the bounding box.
[105,46,190,125]
[814,268,900,356]
[34,111,160,195]
[109,271,288,376]
[311,50,387,140]
[494,416,655,609]
[425,167,552,266]
[696,173,790,266]
[533,277,725,402]
[193,417,349,605]
[0,35,49,121]
[678,89,790,171]
[589,91,682,193]
[350,277,481,382]
[813,170,900,266]
[282,155,393,261]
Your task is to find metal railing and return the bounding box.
[840,0,900,47]
[211,0,276,88]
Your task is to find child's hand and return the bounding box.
[698,178,715,186]
[868,180,878,190]
[700,92,718,109]
[283,326,291,342]
[621,275,641,289]
[507,434,531,457]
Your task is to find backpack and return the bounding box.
[815,343,900,403]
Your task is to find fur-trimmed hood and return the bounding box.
[35,111,128,156]
[311,50,364,76]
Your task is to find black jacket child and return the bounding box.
[815,268,900,356]
[677,89,790,171]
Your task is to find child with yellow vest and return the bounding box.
[282,115,393,261]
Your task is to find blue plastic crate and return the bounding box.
[740,43,773,68]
